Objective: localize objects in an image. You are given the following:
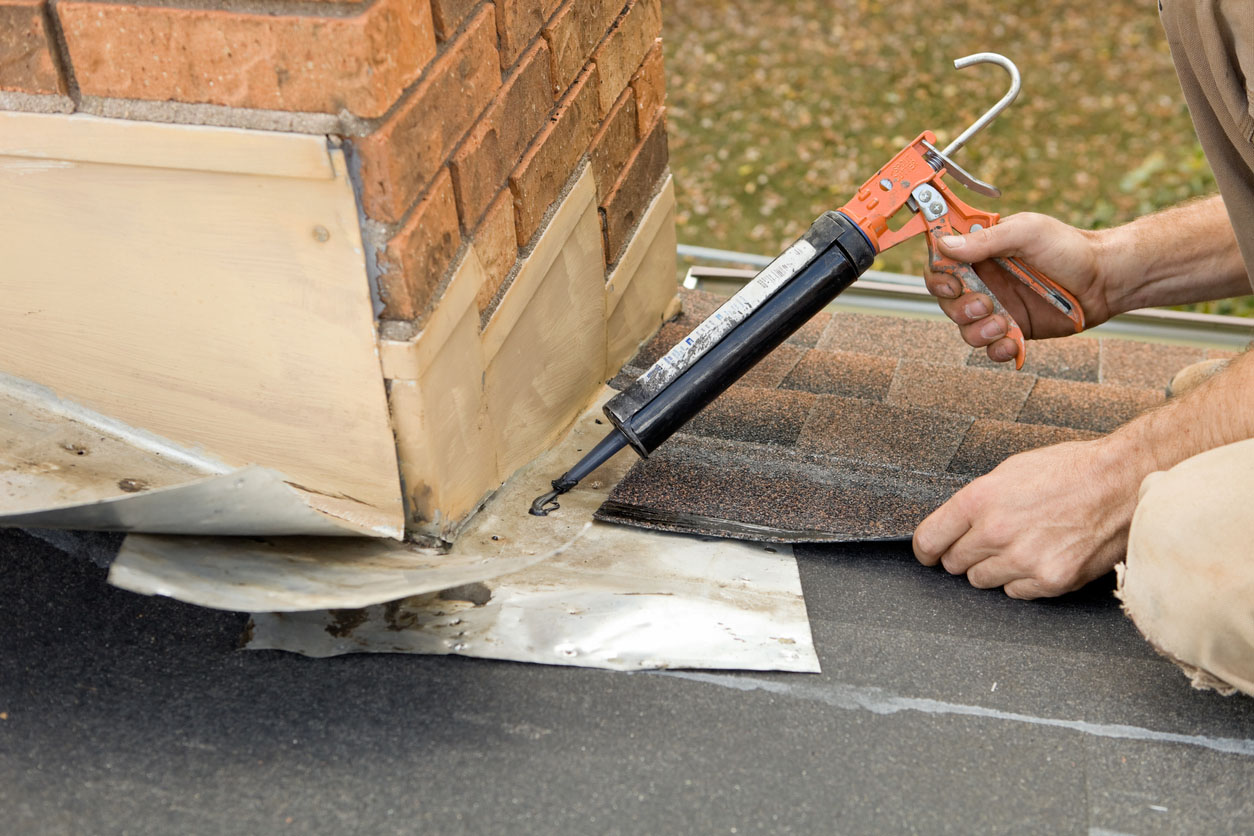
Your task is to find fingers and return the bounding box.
[1003,578,1050,600]
[985,337,1020,364]
[935,213,1043,263]
[912,492,975,567]
[965,556,1029,590]
[927,288,1013,353]
[958,313,1008,348]
[923,271,960,300]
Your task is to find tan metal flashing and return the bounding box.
[389,299,496,539]
[381,173,613,537]
[484,172,607,480]
[605,176,679,376]
[605,176,676,312]
[378,248,488,381]
[0,111,336,179]
[0,113,404,538]
[481,168,598,363]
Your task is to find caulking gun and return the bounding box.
[531,52,1085,516]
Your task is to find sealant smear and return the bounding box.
[660,671,1254,758]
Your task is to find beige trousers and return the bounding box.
[1118,438,1254,697]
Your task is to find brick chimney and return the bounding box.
[1,0,678,542]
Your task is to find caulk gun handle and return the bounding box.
[924,235,1027,370]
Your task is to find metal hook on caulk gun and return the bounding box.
[920,53,1022,200]
[941,53,1021,158]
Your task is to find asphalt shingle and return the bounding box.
[597,292,1205,542]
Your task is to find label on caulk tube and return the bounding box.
[636,238,819,396]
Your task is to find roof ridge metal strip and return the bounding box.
[682,266,1254,349]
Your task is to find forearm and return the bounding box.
[1094,195,1250,314]
[1103,348,1254,479]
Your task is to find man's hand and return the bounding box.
[924,213,1114,364]
[913,437,1142,599]
[925,197,1249,365]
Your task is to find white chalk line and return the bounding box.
[660,671,1254,757]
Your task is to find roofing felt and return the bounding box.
[8,529,1254,833]
[595,289,1184,543]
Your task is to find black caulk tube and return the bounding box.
[530,211,875,516]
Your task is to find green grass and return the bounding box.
[662,0,1254,316]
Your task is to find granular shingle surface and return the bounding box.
[796,396,973,471]
[734,344,806,389]
[968,334,1101,381]
[686,387,816,447]
[1019,378,1165,434]
[599,435,968,542]
[886,360,1036,421]
[781,349,897,400]
[817,312,972,365]
[1099,339,1205,390]
[596,290,1200,542]
[946,420,1102,477]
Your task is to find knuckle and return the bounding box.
[912,529,939,562]
[1037,565,1076,597]
[966,566,994,589]
[982,520,1015,545]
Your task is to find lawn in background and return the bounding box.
[663,0,1253,316]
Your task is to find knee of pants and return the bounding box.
[1122,441,1254,695]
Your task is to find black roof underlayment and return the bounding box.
[596,289,1236,543]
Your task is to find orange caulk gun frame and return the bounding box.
[838,57,1085,369]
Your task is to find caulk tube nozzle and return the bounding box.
[529,428,629,516]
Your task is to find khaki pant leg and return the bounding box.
[1118,438,1254,697]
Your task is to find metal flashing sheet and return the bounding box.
[244,392,820,672]
[0,377,393,538]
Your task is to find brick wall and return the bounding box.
[0,0,672,326]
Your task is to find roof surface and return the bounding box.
[4,528,1252,833]
[597,290,1229,542]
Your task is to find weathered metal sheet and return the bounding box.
[244,394,820,672]
[111,530,585,613]
[0,376,392,537]
[245,535,815,672]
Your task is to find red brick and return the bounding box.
[589,86,638,202]
[58,0,435,119]
[629,38,665,134]
[541,0,623,95]
[509,66,602,245]
[474,188,519,315]
[600,109,668,265]
[0,0,64,95]
[591,0,660,118]
[378,169,462,321]
[449,39,553,229]
[494,0,554,69]
[430,0,478,40]
[356,6,501,225]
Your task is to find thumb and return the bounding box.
[936,215,1037,262]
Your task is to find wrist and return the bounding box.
[1092,424,1166,492]
[1087,225,1142,319]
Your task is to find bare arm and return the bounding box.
[1097,195,1250,313]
